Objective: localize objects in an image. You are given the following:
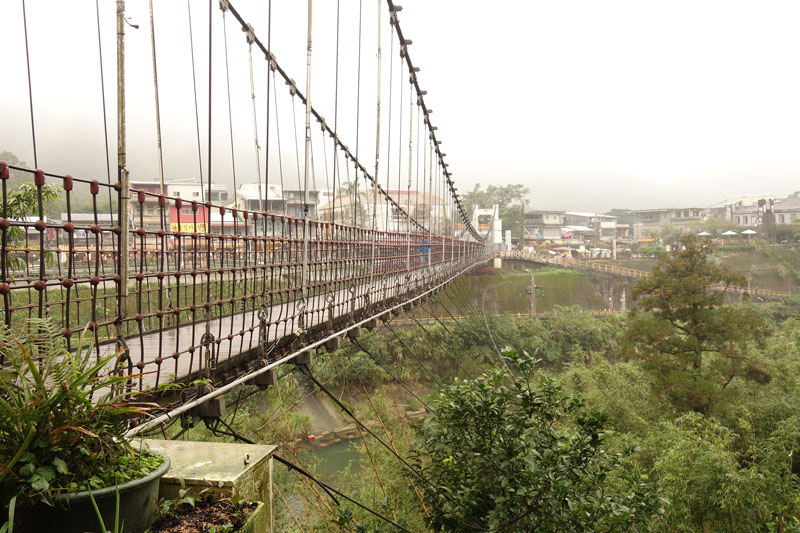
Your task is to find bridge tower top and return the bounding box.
[472,205,503,246]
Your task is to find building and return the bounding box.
[772,197,800,226]
[59,213,116,242]
[235,183,319,218]
[732,197,800,230]
[632,207,705,240]
[129,178,229,231]
[318,189,449,232]
[564,212,617,242]
[705,195,776,221]
[523,210,564,242]
[129,180,163,230]
[561,225,594,242]
[168,179,229,204]
[605,208,635,225]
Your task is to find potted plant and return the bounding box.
[0,319,169,533]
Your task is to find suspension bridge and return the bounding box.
[0,0,499,436]
[496,250,792,300]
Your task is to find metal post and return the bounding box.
[406,78,413,271]
[530,272,536,315]
[427,141,432,269]
[368,0,381,291]
[117,0,130,337]
[300,0,313,328]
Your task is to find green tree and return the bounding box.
[658,226,686,247]
[414,354,663,532]
[0,171,59,272]
[0,151,33,191]
[462,184,529,242]
[0,150,109,219]
[623,234,771,413]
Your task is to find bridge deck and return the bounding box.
[92,264,472,391]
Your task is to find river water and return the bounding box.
[297,440,363,483]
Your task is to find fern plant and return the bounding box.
[0,319,161,507]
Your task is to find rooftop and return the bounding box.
[632,207,704,213]
[565,211,617,219]
[734,197,800,213]
[60,213,116,223]
[130,178,227,191]
[706,195,776,209]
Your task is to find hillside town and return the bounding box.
[523,194,800,247]
[33,180,800,256]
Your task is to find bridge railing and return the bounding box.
[0,164,487,385]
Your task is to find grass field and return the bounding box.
[424,269,607,317]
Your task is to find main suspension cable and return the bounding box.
[222,0,427,233]
[384,0,483,241]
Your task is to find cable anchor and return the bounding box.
[325,292,336,330]
[296,298,307,335]
[201,331,217,377]
[113,337,133,395]
[257,304,268,358]
[244,23,256,45]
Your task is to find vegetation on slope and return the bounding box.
[173,237,800,532]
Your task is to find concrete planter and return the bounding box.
[19,451,170,533]
[241,501,269,533]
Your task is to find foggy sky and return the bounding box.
[2,0,800,214]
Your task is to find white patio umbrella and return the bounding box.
[741,229,757,238]
[697,231,711,236]
[721,230,738,236]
